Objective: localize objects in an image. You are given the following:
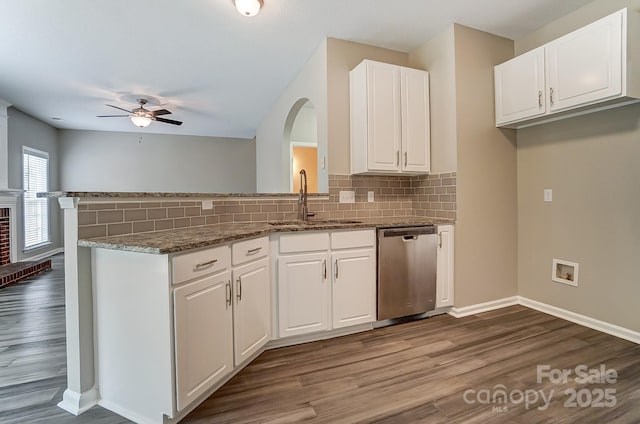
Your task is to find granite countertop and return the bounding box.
[38,191,328,199]
[78,217,454,254]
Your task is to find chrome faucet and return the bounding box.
[297,169,314,221]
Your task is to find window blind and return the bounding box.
[23,148,49,248]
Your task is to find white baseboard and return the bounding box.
[449,296,518,318]
[21,247,64,262]
[57,387,99,416]
[447,296,639,345]
[98,398,158,424]
[518,296,640,345]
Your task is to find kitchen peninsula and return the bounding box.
[49,188,455,424]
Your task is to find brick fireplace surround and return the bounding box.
[0,206,52,288]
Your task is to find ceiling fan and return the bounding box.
[97,98,183,128]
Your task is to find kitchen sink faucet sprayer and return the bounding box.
[297,169,315,221]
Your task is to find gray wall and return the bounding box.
[59,130,256,193]
[7,107,62,260]
[515,0,640,332]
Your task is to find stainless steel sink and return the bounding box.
[268,219,362,226]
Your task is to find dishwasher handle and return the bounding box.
[402,235,418,241]
[380,226,436,238]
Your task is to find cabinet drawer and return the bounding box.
[331,229,375,250]
[279,232,329,253]
[172,245,230,285]
[232,236,269,266]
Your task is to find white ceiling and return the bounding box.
[0,0,594,139]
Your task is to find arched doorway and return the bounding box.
[283,99,318,193]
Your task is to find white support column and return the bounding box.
[0,99,11,190]
[57,197,99,415]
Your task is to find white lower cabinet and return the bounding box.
[174,271,233,412]
[277,252,330,337]
[232,257,271,366]
[332,249,376,328]
[436,225,455,308]
[172,237,270,412]
[276,229,376,339]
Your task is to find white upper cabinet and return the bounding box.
[400,67,431,173]
[366,61,402,172]
[351,60,430,175]
[495,47,546,125]
[495,8,640,128]
[546,10,622,112]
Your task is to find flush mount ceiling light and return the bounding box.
[234,0,262,17]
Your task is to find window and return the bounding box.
[23,147,50,249]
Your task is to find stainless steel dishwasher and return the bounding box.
[377,226,438,320]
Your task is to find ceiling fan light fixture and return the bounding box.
[234,0,262,17]
[130,115,152,128]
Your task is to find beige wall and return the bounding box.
[409,25,458,174]
[516,0,640,332]
[452,25,518,307]
[326,38,408,175]
[256,39,328,193]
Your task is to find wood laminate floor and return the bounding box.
[1,255,638,423]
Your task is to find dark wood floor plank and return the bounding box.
[2,254,639,424]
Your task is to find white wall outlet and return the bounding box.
[544,189,553,202]
[339,190,355,204]
[368,191,375,202]
[321,156,326,169]
[201,200,213,210]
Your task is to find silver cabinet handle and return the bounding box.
[225,280,232,308]
[194,259,217,270]
[404,151,408,167]
[247,247,262,255]
[538,90,542,108]
[396,150,400,166]
[438,233,442,248]
[322,260,327,280]
[334,260,339,280]
[550,87,554,106]
[236,277,242,301]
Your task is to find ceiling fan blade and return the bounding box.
[151,109,172,116]
[97,115,129,117]
[155,117,183,126]
[106,104,133,113]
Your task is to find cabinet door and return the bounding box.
[232,257,271,366]
[494,46,546,125]
[278,252,330,337]
[400,67,430,173]
[366,61,401,172]
[436,226,454,308]
[332,249,376,329]
[546,10,623,112]
[174,271,232,411]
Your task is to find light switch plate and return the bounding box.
[201,200,213,210]
[368,191,375,202]
[339,190,355,204]
[544,189,552,202]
